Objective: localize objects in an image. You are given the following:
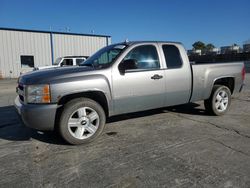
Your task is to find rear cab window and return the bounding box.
[162,45,183,69]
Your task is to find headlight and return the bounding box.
[26,84,51,103]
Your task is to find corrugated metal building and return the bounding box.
[0,28,111,78]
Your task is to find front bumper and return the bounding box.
[14,96,58,131]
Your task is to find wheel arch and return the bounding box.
[57,90,110,118]
[213,77,235,94]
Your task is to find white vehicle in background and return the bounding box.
[33,56,88,71]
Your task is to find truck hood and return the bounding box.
[19,66,94,85]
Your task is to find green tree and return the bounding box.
[192,41,206,50]
[206,43,215,51]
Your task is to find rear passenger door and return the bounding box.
[161,44,192,106]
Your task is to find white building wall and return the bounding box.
[0,28,111,78]
[52,34,108,62]
[0,30,51,78]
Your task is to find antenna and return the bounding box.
[65,27,70,32]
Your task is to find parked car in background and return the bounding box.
[15,41,245,145]
[33,56,88,70]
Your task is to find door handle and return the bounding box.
[151,74,163,80]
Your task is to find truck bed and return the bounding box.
[190,61,244,102]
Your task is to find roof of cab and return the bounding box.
[63,56,89,58]
[113,41,183,46]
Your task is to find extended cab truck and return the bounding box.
[15,41,245,145]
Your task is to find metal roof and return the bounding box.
[0,27,111,38]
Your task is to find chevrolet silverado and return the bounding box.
[15,41,245,144]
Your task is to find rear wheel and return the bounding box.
[204,85,231,116]
[59,98,106,145]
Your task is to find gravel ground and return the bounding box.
[0,75,250,188]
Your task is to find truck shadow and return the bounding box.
[0,106,67,145]
[166,102,209,116]
[0,103,209,145]
[107,102,209,123]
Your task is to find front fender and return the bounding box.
[50,74,112,106]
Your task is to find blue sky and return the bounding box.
[0,0,250,49]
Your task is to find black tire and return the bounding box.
[204,85,231,116]
[59,98,106,145]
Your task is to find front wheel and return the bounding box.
[59,98,106,145]
[204,85,231,116]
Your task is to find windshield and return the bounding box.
[80,44,127,68]
[54,57,62,65]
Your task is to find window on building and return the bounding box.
[162,45,183,69]
[123,45,160,70]
[20,55,34,68]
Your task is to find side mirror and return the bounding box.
[118,59,137,74]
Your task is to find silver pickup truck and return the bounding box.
[15,41,245,144]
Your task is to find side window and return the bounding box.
[76,59,84,65]
[124,45,160,70]
[61,59,73,66]
[162,45,183,69]
[20,55,34,68]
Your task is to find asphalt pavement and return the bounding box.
[0,75,250,188]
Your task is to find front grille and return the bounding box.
[18,84,24,90]
[17,84,24,102]
[19,95,24,102]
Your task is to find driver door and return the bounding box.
[112,44,166,115]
